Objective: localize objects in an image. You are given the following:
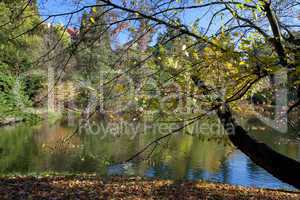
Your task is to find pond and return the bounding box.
[0,117,299,191]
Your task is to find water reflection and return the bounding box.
[0,119,298,190]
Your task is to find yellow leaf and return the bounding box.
[239,61,246,65]
[115,84,125,92]
[225,62,233,68]
[192,52,199,59]
[90,17,95,24]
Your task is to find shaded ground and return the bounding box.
[0,176,299,199]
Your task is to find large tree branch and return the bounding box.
[192,76,300,189]
[263,2,288,67]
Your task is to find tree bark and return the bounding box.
[217,103,300,189]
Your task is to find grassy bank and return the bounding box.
[0,176,298,199]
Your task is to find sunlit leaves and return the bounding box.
[92,7,97,14]
[89,16,95,24]
[194,0,203,4]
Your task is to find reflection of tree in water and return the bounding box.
[44,122,233,177]
[1,119,299,189]
[249,127,300,161]
[0,126,39,173]
[146,131,234,180]
[246,157,261,176]
[186,137,233,182]
[0,120,238,178]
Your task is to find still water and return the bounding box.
[0,118,299,190]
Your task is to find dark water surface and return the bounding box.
[0,118,299,190]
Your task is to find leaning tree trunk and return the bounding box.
[191,76,300,188]
[217,103,300,189]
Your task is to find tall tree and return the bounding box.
[0,0,42,122]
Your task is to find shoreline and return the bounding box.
[0,175,299,199]
[0,118,24,128]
